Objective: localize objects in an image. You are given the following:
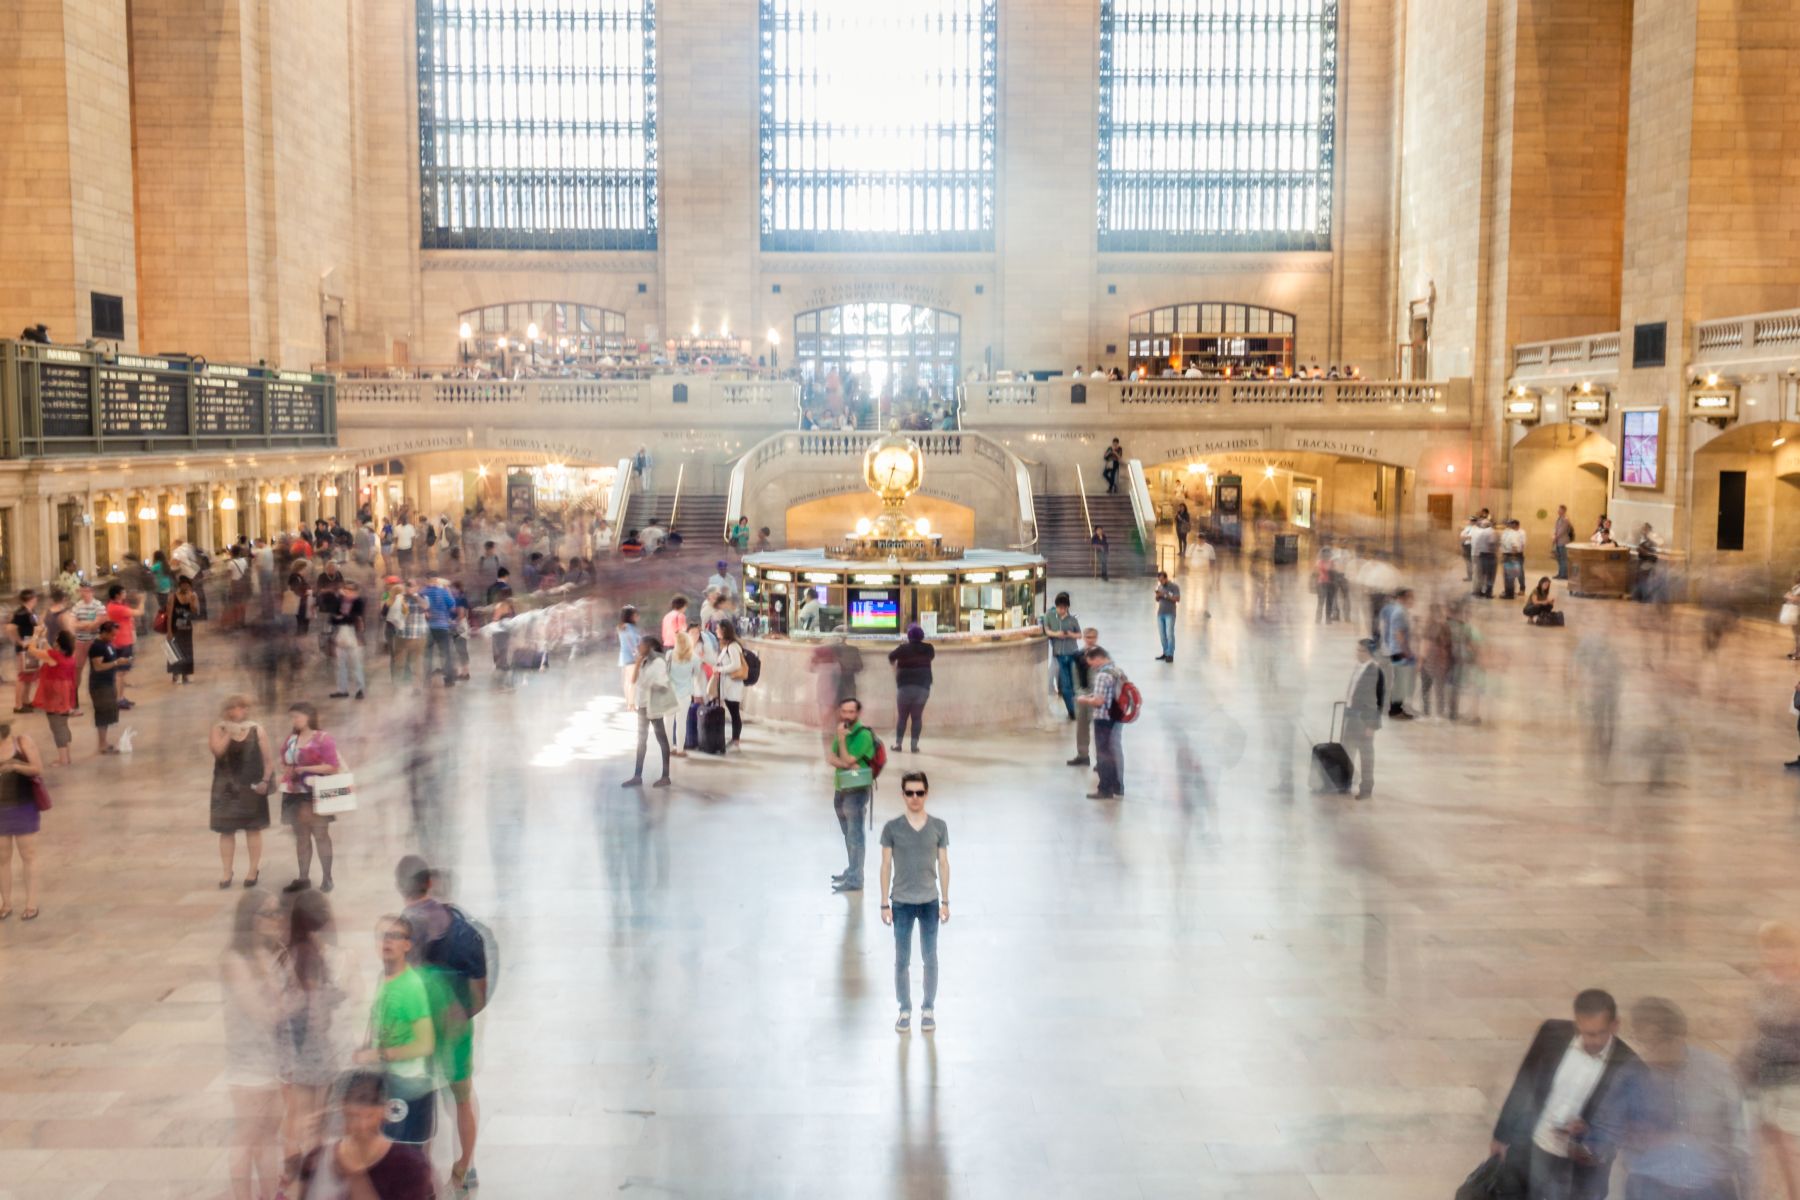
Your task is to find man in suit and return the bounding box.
[1491,988,1640,1200]
[1344,638,1385,799]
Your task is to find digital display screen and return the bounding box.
[848,588,899,632]
[1621,409,1660,487]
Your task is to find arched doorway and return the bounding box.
[1510,425,1615,573]
[1692,421,1800,605]
[792,302,962,413]
[1144,449,1410,549]
[456,301,628,372]
[1126,302,1296,377]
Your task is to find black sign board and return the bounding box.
[100,368,189,437]
[267,381,326,434]
[36,363,93,438]
[196,376,264,435]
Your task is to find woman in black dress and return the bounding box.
[168,577,199,683]
[210,695,270,888]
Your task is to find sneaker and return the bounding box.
[622,776,643,788]
[1086,790,1118,800]
[919,1009,936,1033]
[328,692,349,699]
[831,871,847,882]
[833,880,863,893]
[895,1010,912,1033]
[1066,756,1090,767]
[354,691,365,700]
[652,777,671,789]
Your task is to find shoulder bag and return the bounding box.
[307,770,357,816]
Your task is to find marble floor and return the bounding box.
[1,557,1796,1199]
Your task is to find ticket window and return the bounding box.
[908,583,955,636]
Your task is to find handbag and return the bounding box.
[307,771,358,815]
[153,609,168,634]
[162,638,184,666]
[30,775,50,812]
[1782,602,1799,627]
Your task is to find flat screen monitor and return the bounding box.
[848,588,900,632]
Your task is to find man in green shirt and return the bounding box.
[356,914,440,1147]
[825,697,876,893]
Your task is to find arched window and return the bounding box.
[457,301,628,369]
[1126,303,1296,375]
[793,303,962,402]
[1099,1,1338,251]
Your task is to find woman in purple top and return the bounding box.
[269,701,342,894]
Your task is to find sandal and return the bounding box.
[218,877,233,889]
[0,907,11,920]
[21,908,38,920]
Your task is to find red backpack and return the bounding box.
[869,735,888,779]
[1108,673,1144,723]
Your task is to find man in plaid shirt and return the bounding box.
[1076,645,1127,799]
[390,582,428,688]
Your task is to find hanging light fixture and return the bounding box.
[266,491,283,505]
[104,510,126,525]
[167,502,187,517]
[285,488,302,502]
[219,496,237,511]
[137,505,157,521]
[323,483,339,497]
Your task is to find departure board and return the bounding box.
[196,376,264,435]
[267,380,327,434]
[100,368,189,436]
[35,364,93,438]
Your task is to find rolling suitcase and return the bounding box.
[1310,700,1354,794]
[699,699,729,755]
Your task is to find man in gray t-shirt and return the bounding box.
[1154,571,1180,662]
[879,770,950,1034]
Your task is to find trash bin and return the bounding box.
[1273,533,1299,565]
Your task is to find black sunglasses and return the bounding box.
[902,788,927,797]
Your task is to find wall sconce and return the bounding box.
[219,496,237,511]
[104,511,126,525]
[526,322,540,342]
[323,484,339,497]
[266,491,283,504]
[285,488,302,502]
[136,506,157,521]
[167,502,187,517]
[458,321,473,340]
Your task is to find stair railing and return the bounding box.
[1125,460,1156,563]
[1074,464,1095,538]
[724,452,747,546]
[599,457,634,548]
[668,461,686,531]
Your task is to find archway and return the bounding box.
[351,448,617,526]
[792,302,962,411]
[1126,302,1296,376]
[1692,421,1800,605]
[1510,425,1616,574]
[1143,448,1411,548]
[455,300,628,373]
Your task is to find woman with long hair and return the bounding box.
[626,635,675,788]
[28,629,78,766]
[668,630,700,758]
[221,890,284,1200]
[270,702,342,893]
[0,720,45,920]
[712,618,748,750]
[210,695,270,888]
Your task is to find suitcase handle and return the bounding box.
[1330,700,1345,743]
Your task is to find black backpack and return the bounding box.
[742,647,762,687]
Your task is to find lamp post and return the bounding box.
[458,320,472,366]
[526,322,540,368]
[767,326,781,372]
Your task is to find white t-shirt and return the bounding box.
[394,523,416,550]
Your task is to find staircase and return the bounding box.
[623,492,733,547]
[1036,492,1150,581]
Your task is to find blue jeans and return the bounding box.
[833,787,869,885]
[892,900,940,1010]
[1094,718,1123,795]
[1555,542,1570,579]
[427,626,456,684]
[1158,612,1175,658]
[1054,655,1078,718]
[1501,556,1525,597]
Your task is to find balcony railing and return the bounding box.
[1511,333,1621,377]
[1694,308,1800,364]
[960,377,1469,425]
[336,375,799,424]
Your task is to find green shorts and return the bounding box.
[446,1026,474,1084]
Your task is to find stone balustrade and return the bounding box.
[335,374,799,428]
[960,376,1470,428]
[1510,333,1621,380]
[1694,307,1800,366]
